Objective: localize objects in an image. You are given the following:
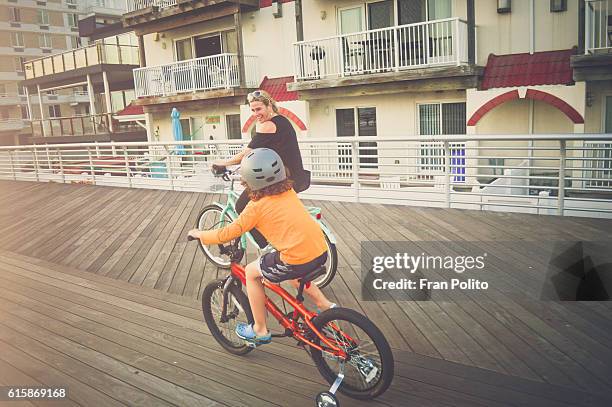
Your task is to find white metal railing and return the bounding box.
[586,0,612,53]
[24,40,139,79]
[134,54,259,98]
[126,0,176,12]
[294,18,468,81]
[0,135,611,218]
[82,0,127,12]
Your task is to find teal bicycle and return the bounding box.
[197,166,338,288]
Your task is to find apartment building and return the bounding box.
[0,0,134,145]
[125,0,610,187]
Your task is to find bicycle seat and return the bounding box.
[298,266,326,284]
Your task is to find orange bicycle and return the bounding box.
[189,236,394,406]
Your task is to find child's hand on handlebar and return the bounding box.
[187,229,201,241]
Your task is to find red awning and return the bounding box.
[258,76,298,102]
[481,49,575,90]
[115,102,144,116]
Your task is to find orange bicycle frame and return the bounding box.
[230,262,348,357]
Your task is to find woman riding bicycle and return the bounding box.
[212,90,310,249]
[190,148,334,345]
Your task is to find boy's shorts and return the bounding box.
[259,251,328,284]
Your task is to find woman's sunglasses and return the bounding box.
[247,90,269,103]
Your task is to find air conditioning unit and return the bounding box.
[272,1,282,18]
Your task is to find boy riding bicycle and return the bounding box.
[189,148,335,345]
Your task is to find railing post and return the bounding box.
[393,26,400,72]
[225,54,231,88]
[57,148,65,184]
[33,147,40,182]
[123,146,132,188]
[87,146,96,185]
[8,150,16,180]
[454,19,460,65]
[444,141,451,208]
[166,151,175,190]
[558,140,566,216]
[351,140,359,202]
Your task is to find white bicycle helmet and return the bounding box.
[240,148,287,191]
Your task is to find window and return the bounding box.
[21,106,29,120]
[418,102,466,181]
[15,57,26,72]
[39,34,52,49]
[11,32,24,47]
[550,0,566,12]
[226,114,242,140]
[335,107,378,170]
[605,96,612,133]
[367,0,394,29]
[70,36,81,49]
[48,105,61,118]
[175,38,193,61]
[68,13,78,27]
[9,7,21,22]
[179,118,192,140]
[37,10,49,26]
[0,84,6,95]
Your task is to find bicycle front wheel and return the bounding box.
[197,204,234,268]
[202,279,254,356]
[310,308,394,400]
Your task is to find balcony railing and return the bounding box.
[24,41,139,80]
[294,18,469,81]
[126,0,176,12]
[0,119,26,132]
[586,0,612,53]
[81,0,127,13]
[30,114,113,137]
[133,54,259,98]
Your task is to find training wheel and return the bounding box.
[315,391,339,407]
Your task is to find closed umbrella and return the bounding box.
[171,107,185,155]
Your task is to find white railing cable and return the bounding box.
[0,134,611,218]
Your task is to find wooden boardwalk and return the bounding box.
[1,180,611,406]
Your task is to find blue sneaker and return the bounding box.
[235,323,271,346]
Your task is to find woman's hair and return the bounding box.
[248,89,279,114]
[242,178,294,201]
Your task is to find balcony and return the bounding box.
[81,0,127,16]
[585,0,612,53]
[0,119,27,132]
[29,114,146,142]
[133,54,258,100]
[24,41,139,80]
[294,18,469,81]
[571,0,612,81]
[0,94,24,106]
[123,0,259,33]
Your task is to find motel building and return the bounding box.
[21,0,611,215]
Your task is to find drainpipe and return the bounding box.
[529,0,535,54]
[295,0,304,42]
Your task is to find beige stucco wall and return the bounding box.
[149,104,241,143]
[242,2,297,79]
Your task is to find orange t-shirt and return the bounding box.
[199,189,327,265]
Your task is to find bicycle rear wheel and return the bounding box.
[311,234,337,289]
[197,204,233,268]
[310,308,394,399]
[202,279,254,355]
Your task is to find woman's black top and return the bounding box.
[247,115,304,179]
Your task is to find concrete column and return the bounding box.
[24,87,32,120]
[103,71,113,132]
[137,34,146,67]
[36,85,45,137]
[86,74,97,115]
[234,12,246,88]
